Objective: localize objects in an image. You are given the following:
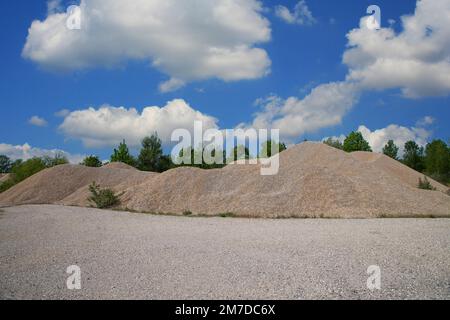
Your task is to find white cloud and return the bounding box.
[244,81,360,142]
[23,0,271,91]
[416,116,435,127]
[54,109,71,117]
[358,124,431,154]
[344,0,450,98]
[248,0,450,142]
[158,78,186,93]
[275,1,316,26]
[28,116,48,127]
[0,143,84,164]
[47,0,63,14]
[59,99,219,148]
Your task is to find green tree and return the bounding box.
[323,138,344,150]
[11,158,47,183]
[138,134,163,172]
[343,132,372,153]
[81,155,103,167]
[403,141,425,172]
[42,153,69,167]
[0,155,12,173]
[259,140,287,158]
[111,140,136,166]
[382,140,399,160]
[424,140,450,183]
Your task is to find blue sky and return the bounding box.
[0,0,449,162]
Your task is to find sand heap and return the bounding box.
[0,142,449,218]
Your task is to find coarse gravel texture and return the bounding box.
[0,143,449,218]
[1,205,449,300]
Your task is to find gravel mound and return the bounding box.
[1,143,449,218]
[102,162,137,170]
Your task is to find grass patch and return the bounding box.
[418,176,437,191]
[183,210,193,216]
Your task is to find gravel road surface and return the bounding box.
[0,205,449,300]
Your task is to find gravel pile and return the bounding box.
[1,142,449,218]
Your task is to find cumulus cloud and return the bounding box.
[244,81,360,142]
[28,116,48,127]
[344,0,450,98]
[358,124,431,155]
[248,0,450,142]
[275,1,316,26]
[59,99,219,148]
[23,0,271,91]
[0,143,84,164]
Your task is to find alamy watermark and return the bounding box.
[366,265,381,290]
[66,265,81,290]
[171,121,281,176]
[66,5,82,30]
[366,5,381,30]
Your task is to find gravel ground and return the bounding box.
[0,205,449,300]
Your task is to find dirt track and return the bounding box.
[1,205,449,300]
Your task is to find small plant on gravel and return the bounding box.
[88,181,121,209]
[219,212,235,218]
[418,176,436,191]
[183,210,193,216]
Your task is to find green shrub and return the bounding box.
[418,176,436,191]
[0,179,15,193]
[88,182,121,209]
[81,155,103,167]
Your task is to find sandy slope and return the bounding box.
[0,143,449,218]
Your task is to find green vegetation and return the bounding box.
[88,182,121,209]
[403,140,425,172]
[418,176,436,191]
[110,140,136,167]
[0,155,68,193]
[323,137,343,150]
[259,140,287,158]
[219,212,235,218]
[383,140,399,160]
[424,140,450,184]
[343,132,372,153]
[0,155,12,173]
[81,155,103,167]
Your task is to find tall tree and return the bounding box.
[111,140,136,166]
[343,132,372,153]
[382,140,399,160]
[403,140,425,172]
[259,140,287,158]
[424,140,450,183]
[0,155,12,173]
[138,134,163,172]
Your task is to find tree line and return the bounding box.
[324,131,450,185]
[82,134,288,171]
